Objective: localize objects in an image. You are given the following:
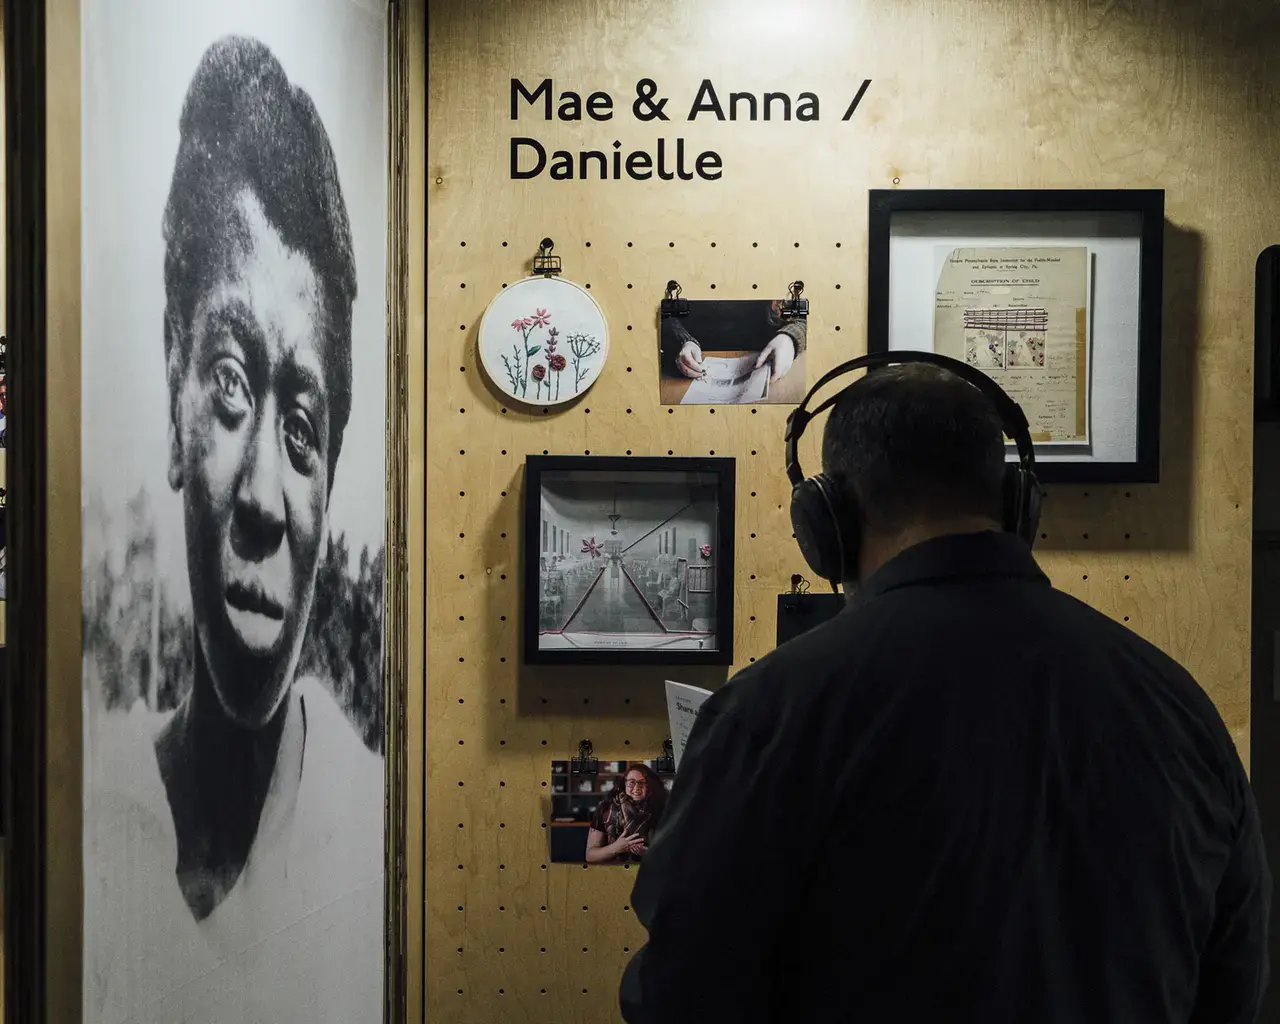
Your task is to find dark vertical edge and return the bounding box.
[865,190,892,353]
[521,456,543,665]
[1139,192,1166,484]
[4,0,49,1022]
[718,457,736,665]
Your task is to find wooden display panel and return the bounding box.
[427,0,1276,1020]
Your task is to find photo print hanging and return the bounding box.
[477,238,609,407]
[80,3,388,1021]
[549,742,677,865]
[523,455,735,666]
[658,281,810,406]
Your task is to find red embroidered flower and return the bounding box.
[531,364,547,381]
[548,353,567,372]
[530,308,551,327]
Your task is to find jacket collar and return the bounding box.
[851,529,1049,605]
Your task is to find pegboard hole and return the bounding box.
[750,615,756,621]
[710,283,717,289]
[793,241,800,248]
[752,284,758,289]
[1082,533,1089,540]
[710,449,716,455]
[626,449,633,455]
[835,325,842,331]
[627,241,633,247]
[668,241,675,247]
[585,241,592,247]
[711,241,717,247]
[835,284,842,289]
[460,282,466,289]
[460,241,466,247]
[459,324,466,331]
[750,532,756,538]
[1124,616,1130,621]
[750,491,757,497]
[502,241,508,246]
[626,408,632,414]
[1124,574,1130,580]
[668,449,674,455]
[752,242,759,247]
[459,449,465,455]
[501,449,507,455]
[627,283,633,289]
[627,325,633,331]
[585,283,591,289]
[1082,575,1088,581]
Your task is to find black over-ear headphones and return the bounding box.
[784,350,1043,589]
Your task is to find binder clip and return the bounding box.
[531,237,562,277]
[779,280,809,320]
[653,738,676,775]
[660,280,689,318]
[570,739,599,776]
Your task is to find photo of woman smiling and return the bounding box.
[81,6,387,1021]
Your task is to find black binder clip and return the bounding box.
[660,280,690,318]
[779,280,809,320]
[653,738,676,775]
[790,573,812,595]
[531,237,562,277]
[570,739,599,776]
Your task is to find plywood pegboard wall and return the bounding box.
[426,0,1280,1018]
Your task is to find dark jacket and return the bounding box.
[621,530,1270,1023]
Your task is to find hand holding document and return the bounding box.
[665,680,714,769]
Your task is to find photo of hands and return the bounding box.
[548,758,676,865]
[658,297,809,406]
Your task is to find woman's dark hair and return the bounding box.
[820,362,1006,534]
[625,762,668,822]
[161,35,356,484]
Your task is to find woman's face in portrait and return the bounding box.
[624,770,648,803]
[170,188,332,728]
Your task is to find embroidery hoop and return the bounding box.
[477,273,610,408]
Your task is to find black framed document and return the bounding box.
[523,455,736,666]
[867,189,1164,483]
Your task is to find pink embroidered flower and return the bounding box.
[511,317,533,331]
[582,537,602,557]
[531,364,546,381]
[548,353,567,372]
[530,308,551,328]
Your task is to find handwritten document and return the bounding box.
[680,354,770,405]
[665,680,713,769]
[933,246,1090,445]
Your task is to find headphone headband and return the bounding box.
[783,350,1037,486]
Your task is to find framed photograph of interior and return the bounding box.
[523,455,736,666]
[866,189,1164,483]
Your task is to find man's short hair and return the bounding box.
[820,362,1007,534]
[161,35,356,480]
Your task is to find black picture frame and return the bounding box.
[522,454,736,666]
[866,188,1165,484]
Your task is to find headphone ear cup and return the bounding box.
[1022,470,1043,546]
[790,474,854,586]
[1002,465,1043,546]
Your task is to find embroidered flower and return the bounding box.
[548,353,567,372]
[531,364,547,381]
[530,308,551,328]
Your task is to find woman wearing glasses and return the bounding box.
[585,763,669,864]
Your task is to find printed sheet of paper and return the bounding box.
[933,246,1090,445]
[680,354,770,405]
[665,680,714,769]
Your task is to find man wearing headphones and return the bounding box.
[620,356,1269,1023]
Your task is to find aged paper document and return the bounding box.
[933,246,1090,444]
[680,354,771,405]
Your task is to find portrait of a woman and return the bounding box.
[81,30,385,1024]
[585,762,669,865]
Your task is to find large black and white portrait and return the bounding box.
[81,3,387,1021]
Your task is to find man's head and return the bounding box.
[820,362,1007,579]
[161,36,357,729]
